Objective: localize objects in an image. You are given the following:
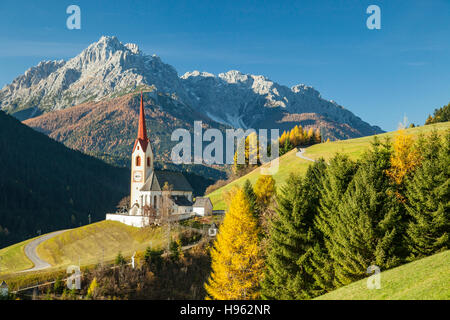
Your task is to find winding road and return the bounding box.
[296,148,316,162]
[20,230,68,272]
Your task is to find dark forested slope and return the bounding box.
[0,110,130,248]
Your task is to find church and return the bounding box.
[106,92,212,227]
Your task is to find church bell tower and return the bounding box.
[130,92,154,208]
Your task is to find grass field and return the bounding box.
[207,149,311,210]
[316,250,450,300]
[0,220,176,277]
[0,239,34,274]
[36,220,171,268]
[208,122,450,210]
[305,121,450,161]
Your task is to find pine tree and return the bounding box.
[115,252,126,265]
[243,179,258,219]
[282,138,292,155]
[311,154,358,291]
[169,239,183,261]
[304,159,327,213]
[261,174,319,299]
[205,188,263,300]
[323,142,405,287]
[405,130,450,258]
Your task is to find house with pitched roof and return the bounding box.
[193,197,213,216]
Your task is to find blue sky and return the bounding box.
[0,0,449,131]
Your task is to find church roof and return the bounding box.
[170,195,193,207]
[141,170,193,192]
[133,92,150,153]
[193,197,212,207]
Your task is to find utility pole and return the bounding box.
[88,214,91,225]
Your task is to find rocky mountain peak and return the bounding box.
[291,84,321,98]
[1,35,383,139]
[181,70,215,80]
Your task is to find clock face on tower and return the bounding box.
[133,170,143,182]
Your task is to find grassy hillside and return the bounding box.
[316,250,450,300]
[0,238,34,274]
[208,122,450,210]
[208,149,311,210]
[305,121,450,161]
[36,220,170,268]
[0,220,176,276]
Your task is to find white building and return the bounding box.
[193,197,213,216]
[106,92,210,227]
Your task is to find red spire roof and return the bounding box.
[137,92,148,141]
[133,91,149,152]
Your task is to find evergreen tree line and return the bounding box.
[425,102,450,125]
[206,129,449,299]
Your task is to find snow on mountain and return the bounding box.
[0,36,383,139]
[180,70,382,136]
[0,36,189,114]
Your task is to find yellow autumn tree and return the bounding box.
[307,128,314,144]
[289,128,297,146]
[205,188,264,300]
[279,131,287,147]
[314,128,322,143]
[253,175,276,209]
[233,132,259,175]
[87,277,98,299]
[386,128,421,185]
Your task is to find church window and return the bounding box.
[147,157,151,167]
[153,195,157,208]
[136,156,141,166]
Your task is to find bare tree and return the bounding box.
[116,196,131,213]
[160,182,174,252]
[142,205,157,227]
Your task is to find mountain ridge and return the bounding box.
[1,35,383,141]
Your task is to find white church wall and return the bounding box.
[106,214,149,228]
